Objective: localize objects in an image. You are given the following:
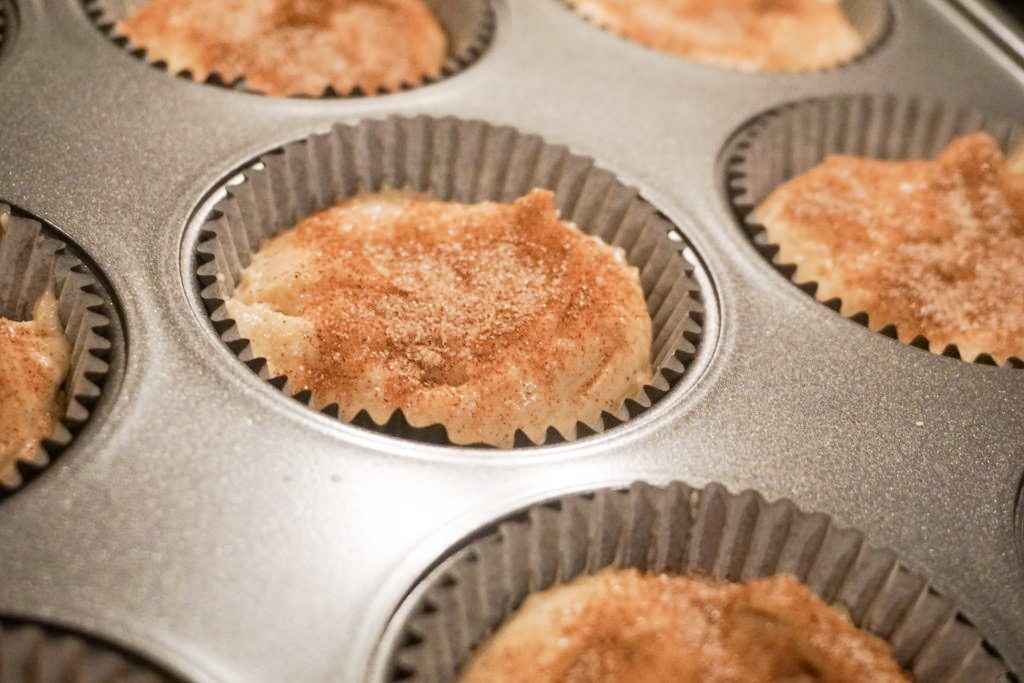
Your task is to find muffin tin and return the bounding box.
[0,1,1022,681]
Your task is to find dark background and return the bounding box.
[994,0,1024,25]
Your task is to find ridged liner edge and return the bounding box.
[0,618,175,682]
[0,204,114,494]
[82,0,495,98]
[380,481,1016,682]
[194,115,706,448]
[723,93,1024,368]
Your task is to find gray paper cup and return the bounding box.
[0,204,115,494]
[0,618,174,682]
[722,93,1024,367]
[195,116,708,447]
[376,481,1014,682]
[84,0,494,97]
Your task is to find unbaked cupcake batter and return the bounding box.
[0,292,70,484]
[755,133,1024,364]
[226,189,652,446]
[567,0,863,72]
[118,0,447,96]
[461,569,908,682]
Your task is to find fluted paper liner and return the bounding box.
[0,619,173,682]
[0,1,8,55]
[195,116,705,447]
[84,0,494,98]
[562,0,890,73]
[379,481,1014,682]
[723,93,1024,368]
[0,204,114,494]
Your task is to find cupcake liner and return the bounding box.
[378,481,1014,682]
[561,0,891,73]
[195,116,706,447]
[83,0,494,98]
[0,618,174,682]
[0,204,115,494]
[722,93,1024,368]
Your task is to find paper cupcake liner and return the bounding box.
[722,93,1024,368]
[0,204,115,494]
[378,481,1014,682]
[83,0,494,98]
[0,618,174,682]
[561,0,891,73]
[195,116,706,447]
[0,2,7,55]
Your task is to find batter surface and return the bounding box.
[0,292,70,485]
[566,0,863,72]
[226,189,652,446]
[461,569,908,682]
[118,0,447,96]
[754,133,1024,364]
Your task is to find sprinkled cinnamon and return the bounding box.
[117,0,447,96]
[755,133,1024,364]
[0,292,70,484]
[566,0,863,72]
[461,569,908,682]
[227,189,652,446]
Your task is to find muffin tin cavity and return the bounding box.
[193,116,709,448]
[377,481,1013,682]
[0,618,176,682]
[0,203,119,496]
[722,93,1024,368]
[82,0,494,98]
[561,0,891,73]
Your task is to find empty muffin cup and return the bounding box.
[722,93,1024,368]
[376,481,1013,681]
[83,0,494,97]
[562,0,890,73]
[0,618,174,682]
[195,116,707,447]
[0,204,115,495]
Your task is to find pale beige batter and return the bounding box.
[118,0,447,96]
[567,0,863,72]
[755,133,1024,364]
[461,569,908,682]
[0,292,70,486]
[226,189,652,446]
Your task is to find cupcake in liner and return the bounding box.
[195,116,706,448]
[82,0,494,98]
[0,618,174,682]
[723,93,1024,368]
[377,481,1014,682]
[0,204,115,495]
[561,0,891,74]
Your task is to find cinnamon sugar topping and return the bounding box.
[226,189,652,446]
[566,0,863,72]
[755,133,1024,364]
[117,0,447,97]
[461,569,908,682]
[0,292,70,485]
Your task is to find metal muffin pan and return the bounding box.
[0,1,1021,681]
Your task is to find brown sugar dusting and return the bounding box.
[0,293,70,484]
[565,0,863,72]
[754,133,1024,364]
[460,569,908,682]
[227,189,652,446]
[117,0,447,97]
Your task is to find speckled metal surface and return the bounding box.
[0,1,1021,682]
